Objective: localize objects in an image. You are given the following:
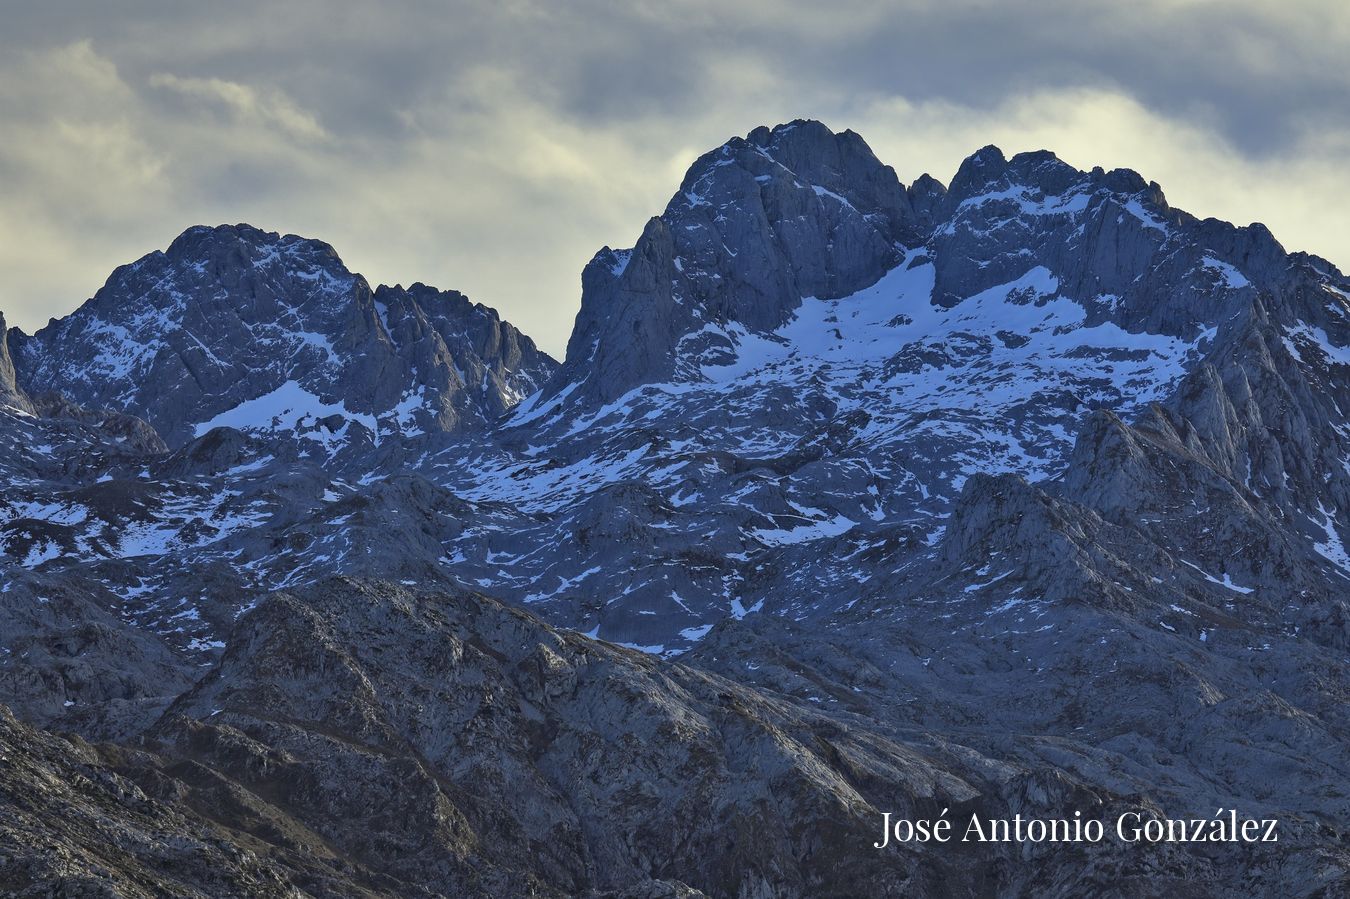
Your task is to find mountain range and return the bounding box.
[1,119,1348,897]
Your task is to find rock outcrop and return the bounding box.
[0,312,32,415]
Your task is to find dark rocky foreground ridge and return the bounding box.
[1,119,1349,896]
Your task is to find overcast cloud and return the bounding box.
[2,0,1348,356]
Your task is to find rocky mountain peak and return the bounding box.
[547,120,918,406]
[159,224,352,299]
[165,221,332,260]
[946,144,1155,214]
[532,121,1322,427]
[11,224,557,448]
[906,171,948,221]
[944,143,1008,202]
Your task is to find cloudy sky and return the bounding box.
[3,0,1348,356]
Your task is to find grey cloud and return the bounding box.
[9,2,1350,147]
[147,74,329,142]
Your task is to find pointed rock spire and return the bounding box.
[0,312,32,414]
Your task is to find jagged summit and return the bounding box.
[524,120,1323,430]
[943,144,1155,211]
[10,223,558,447]
[164,222,342,259]
[547,120,920,404]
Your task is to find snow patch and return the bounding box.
[195,380,378,439]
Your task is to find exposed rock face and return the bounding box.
[926,146,1291,335]
[10,224,557,446]
[0,571,192,742]
[554,120,921,404]
[0,704,312,897]
[0,313,32,415]
[8,580,1343,897]
[149,579,962,896]
[2,120,1350,895]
